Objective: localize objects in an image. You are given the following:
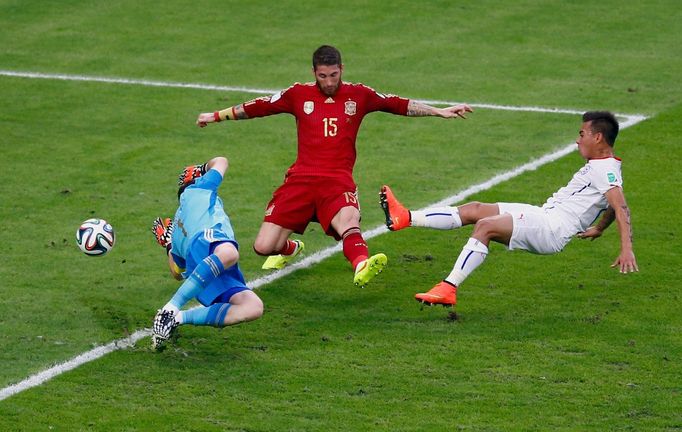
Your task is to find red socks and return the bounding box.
[278,239,299,256]
[341,227,368,269]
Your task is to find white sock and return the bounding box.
[410,206,462,230]
[445,238,488,286]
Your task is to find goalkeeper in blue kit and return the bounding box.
[151,156,263,350]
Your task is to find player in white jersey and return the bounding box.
[380,111,638,308]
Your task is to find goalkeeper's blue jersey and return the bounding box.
[171,169,236,261]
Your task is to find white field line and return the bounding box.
[0,68,648,401]
[0,69,647,119]
[0,330,151,401]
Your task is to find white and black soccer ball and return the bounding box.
[76,218,116,256]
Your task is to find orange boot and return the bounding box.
[380,185,411,231]
[415,281,457,307]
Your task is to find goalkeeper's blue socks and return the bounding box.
[164,254,225,312]
[178,303,232,328]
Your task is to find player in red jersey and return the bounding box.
[197,45,473,288]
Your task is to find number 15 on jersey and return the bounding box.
[323,117,338,137]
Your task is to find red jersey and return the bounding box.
[243,81,409,178]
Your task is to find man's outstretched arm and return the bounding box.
[197,104,249,127]
[406,100,473,119]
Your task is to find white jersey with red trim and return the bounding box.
[542,157,623,238]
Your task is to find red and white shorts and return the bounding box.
[263,174,360,240]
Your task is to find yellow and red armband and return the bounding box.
[215,107,237,122]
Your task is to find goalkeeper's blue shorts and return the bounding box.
[183,229,250,306]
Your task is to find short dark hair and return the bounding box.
[312,45,342,69]
[582,111,619,147]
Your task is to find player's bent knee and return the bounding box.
[472,217,498,239]
[247,297,264,320]
[459,201,480,223]
[253,239,279,256]
[232,290,264,316]
[214,242,240,267]
[229,297,264,324]
[253,244,272,256]
[472,213,513,244]
[460,201,498,224]
[253,237,287,256]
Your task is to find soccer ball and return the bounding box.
[76,218,116,256]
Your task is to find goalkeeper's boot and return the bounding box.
[261,240,305,270]
[353,253,388,288]
[151,309,179,351]
[380,185,411,231]
[415,281,457,307]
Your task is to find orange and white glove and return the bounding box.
[152,217,174,254]
[177,163,208,186]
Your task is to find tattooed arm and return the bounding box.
[197,87,295,127]
[578,187,638,272]
[604,186,638,273]
[406,100,473,119]
[197,103,249,127]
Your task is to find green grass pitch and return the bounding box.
[0,0,681,430]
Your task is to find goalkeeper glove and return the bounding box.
[178,163,208,186]
[152,217,174,254]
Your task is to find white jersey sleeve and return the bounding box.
[589,158,623,193]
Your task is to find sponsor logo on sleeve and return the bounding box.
[607,172,617,183]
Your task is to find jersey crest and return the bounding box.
[303,101,314,114]
[344,100,357,116]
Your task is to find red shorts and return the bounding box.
[263,174,359,240]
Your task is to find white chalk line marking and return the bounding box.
[0,69,647,119]
[0,330,151,401]
[0,68,648,401]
